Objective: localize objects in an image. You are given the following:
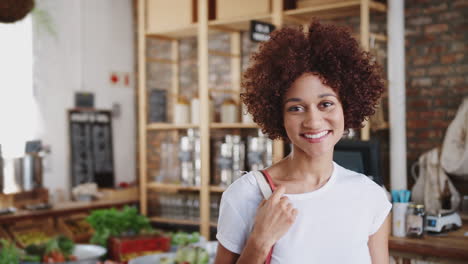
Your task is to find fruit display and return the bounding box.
[13,230,51,247]
[160,246,209,264]
[65,218,93,235]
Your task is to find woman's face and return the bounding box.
[283,73,344,158]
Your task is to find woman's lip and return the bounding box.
[300,130,331,142]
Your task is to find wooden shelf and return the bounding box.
[208,14,271,32]
[147,123,199,130]
[147,182,201,192]
[146,24,198,39]
[284,1,361,21]
[210,123,259,129]
[0,198,138,224]
[209,186,226,193]
[210,222,218,228]
[150,216,200,226]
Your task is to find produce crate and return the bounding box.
[99,186,138,202]
[0,226,12,241]
[108,234,171,262]
[7,218,57,248]
[57,213,94,243]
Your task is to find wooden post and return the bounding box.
[198,0,210,239]
[137,0,148,215]
[360,0,371,141]
[272,0,285,162]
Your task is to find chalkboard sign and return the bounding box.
[69,110,114,188]
[250,20,275,42]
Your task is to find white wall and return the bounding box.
[33,0,135,198]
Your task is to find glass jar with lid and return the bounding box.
[406,203,426,238]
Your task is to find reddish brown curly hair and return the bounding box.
[241,20,384,140]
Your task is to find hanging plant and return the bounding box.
[0,0,35,23]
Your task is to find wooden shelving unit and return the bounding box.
[137,0,387,239]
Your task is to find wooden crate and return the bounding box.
[146,0,194,32]
[0,188,48,209]
[0,226,12,241]
[99,186,138,201]
[216,0,270,20]
[57,213,94,243]
[108,234,171,262]
[7,218,57,248]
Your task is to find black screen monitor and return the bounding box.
[333,139,382,186]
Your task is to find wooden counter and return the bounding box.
[0,198,138,224]
[389,222,468,263]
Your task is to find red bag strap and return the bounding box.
[260,170,275,264]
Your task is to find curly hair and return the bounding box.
[241,20,384,140]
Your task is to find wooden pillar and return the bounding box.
[360,0,371,140]
[198,0,210,239]
[137,0,148,215]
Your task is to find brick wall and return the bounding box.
[405,0,468,194]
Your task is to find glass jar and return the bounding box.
[406,203,425,238]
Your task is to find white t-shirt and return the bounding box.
[216,162,392,264]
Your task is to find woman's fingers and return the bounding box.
[269,185,285,204]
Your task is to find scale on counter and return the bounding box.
[426,211,462,233]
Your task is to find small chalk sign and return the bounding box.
[250,20,275,42]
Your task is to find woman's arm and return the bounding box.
[368,214,391,264]
[215,186,297,264]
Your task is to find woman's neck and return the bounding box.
[278,147,334,186]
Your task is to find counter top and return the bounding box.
[389,223,468,262]
[0,198,138,224]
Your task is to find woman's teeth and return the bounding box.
[303,131,328,139]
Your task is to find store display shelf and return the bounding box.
[209,186,226,193]
[150,216,200,226]
[147,182,201,192]
[147,123,199,130]
[208,14,272,32]
[146,24,198,39]
[284,1,361,21]
[210,123,258,129]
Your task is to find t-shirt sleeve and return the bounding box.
[216,194,250,254]
[369,186,392,235]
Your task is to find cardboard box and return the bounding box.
[99,186,138,202]
[216,0,270,20]
[57,213,94,243]
[108,234,171,262]
[146,0,194,32]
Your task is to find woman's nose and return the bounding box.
[302,108,323,128]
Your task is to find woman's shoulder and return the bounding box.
[334,163,385,193]
[222,171,264,203]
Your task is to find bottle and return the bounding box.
[441,179,452,210]
[174,96,190,124]
[406,203,425,238]
[221,98,238,123]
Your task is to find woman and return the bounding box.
[214,20,391,264]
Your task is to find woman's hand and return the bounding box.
[250,185,298,247]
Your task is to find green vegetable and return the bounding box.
[174,246,209,264]
[56,235,74,256]
[0,239,21,264]
[86,206,153,246]
[170,231,200,246]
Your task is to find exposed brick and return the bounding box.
[424,23,448,34]
[427,66,454,75]
[439,76,466,87]
[411,77,432,87]
[423,3,448,14]
[407,119,429,129]
[412,56,436,66]
[419,111,445,119]
[438,11,462,21]
[455,65,468,74]
[408,98,432,109]
[407,16,433,26]
[408,68,427,77]
[441,53,464,64]
[453,0,468,7]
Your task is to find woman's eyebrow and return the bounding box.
[284,97,302,103]
[318,93,337,98]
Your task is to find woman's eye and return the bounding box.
[287,106,303,112]
[321,101,334,108]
